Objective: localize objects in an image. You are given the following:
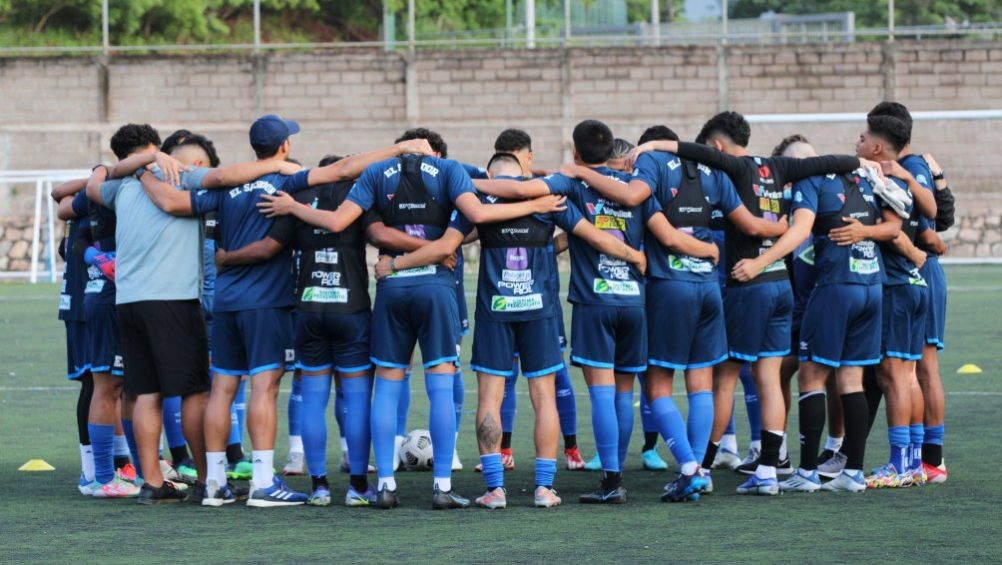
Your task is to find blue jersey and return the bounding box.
[632,151,741,282]
[201,214,217,300]
[543,168,657,307]
[82,197,118,306]
[792,174,885,287]
[898,154,939,255]
[452,185,585,322]
[190,170,311,312]
[791,238,817,314]
[347,155,475,289]
[59,192,91,321]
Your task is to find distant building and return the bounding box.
[685,0,721,22]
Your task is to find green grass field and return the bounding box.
[2,265,1001,563]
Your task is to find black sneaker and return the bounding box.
[187,482,207,504]
[137,481,187,505]
[737,457,759,475]
[431,486,470,510]
[578,485,627,504]
[776,456,794,475]
[375,486,399,509]
[817,449,836,466]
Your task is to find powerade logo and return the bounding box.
[398,203,426,210]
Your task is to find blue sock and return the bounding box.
[639,385,656,434]
[343,376,374,478]
[426,372,458,480]
[687,391,714,464]
[334,384,346,439]
[162,395,186,449]
[554,365,577,436]
[228,379,246,448]
[395,370,411,437]
[724,407,736,436]
[372,377,404,480]
[288,377,303,437]
[89,423,116,484]
[615,390,634,471]
[299,375,332,477]
[480,453,504,489]
[535,457,557,488]
[739,364,761,442]
[909,424,925,472]
[121,419,142,480]
[888,425,910,472]
[501,372,517,433]
[924,424,944,446]
[651,396,697,468]
[453,369,464,430]
[588,385,618,473]
[113,434,130,458]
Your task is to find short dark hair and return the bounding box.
[771,134,810,157]
[494,129,532,153]
[638,125,679,145]
[161,129,221,167]
[572,119,615,164]
[611,138,634,159]
[867,115,910,153]
[868,101,912,145]
[396,128,447,158]
[486,152,521,172]
[696,111,751,148]
[252,143,282,160]
[110,124,161,160]
[319,154,344,167]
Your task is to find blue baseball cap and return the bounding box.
[249,114,300,149]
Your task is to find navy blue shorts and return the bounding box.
[724,280,793,361]
[555,302,567,352]
[85,301,123,376]
[212,308,294,377]
[455,278,469,338]
[295,310,372,374]
[647,279,727,370]
[570,304,647,373]
[920,256,946,350]
[799,283,881,367]
[371,284,460,369]
[471,317,565,378]
[64,320,89,380]
[882,283,929,361]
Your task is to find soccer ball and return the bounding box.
[400,429,434,471]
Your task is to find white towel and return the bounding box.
[861,165,912,219]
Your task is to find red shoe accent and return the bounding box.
[921,461,948,484]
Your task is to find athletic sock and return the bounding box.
[113,434,130,458]
[642,431,659,452]
[426,372,457,485]
[169,446,189,466]
[76,374,93,447]
[480,453,504,489]
[650,396,698,471]
[614,390,634,470]
[89,423,115,484]
[554,365,577,438]
[588,385,619,473]
[501,374,517,435]
[888,425,910,472]
[825,435,844,453]
[121,419,142,479]
[720,433,738,455]
[226,443,244,464]
[863,365,883,432]
[779,433,789,461]
[639,387,655,435]
[687,391,714,464]
[228,379,246,448]
[378,476,397,491]
[372,377,404,484]
[162,395,186,454]
[396,370,411,437]
[702,441,719,469]
[80,444,95,482]
[798,391,826,471]
[453,369,464,429]
[340,437,348,455]
[206,451,227,486]
[922,424,945,466]
[350,474,367,493]
[739,365,762,442]
[535,457,556,489]
[300,374,333,477]
[909,423,925,471]
[312,475,329,491]
[252,450,275,487]
[840,392,869,471]
[334,384,346,439]
[601,470,622,491]
[500,432,513,450]
[287,378,303,453]
[342,376,373,477]
[760,429,783,468]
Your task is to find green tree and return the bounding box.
[729,0,1001,27]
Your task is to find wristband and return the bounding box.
[932,172,945,181]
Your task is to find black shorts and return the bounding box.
[117,300,210,397]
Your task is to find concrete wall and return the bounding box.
[1,40,1000,259]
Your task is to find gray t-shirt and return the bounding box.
[99,167,211,305]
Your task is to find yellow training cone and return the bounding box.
[19,459,55,471]
[957,364,983,374]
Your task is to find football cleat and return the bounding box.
[282,451,305,476]
[642,449,669,471]
[136,480,186,505]
[78,473,97,496]
[201,480,237,507]
[345,485,377,507]
[737,475,780,496]
[700,469,713,494]
[821,469,867,493]
[661,472,708,503]
[431,486,470,510]
[375,485,399,509]
[534,486,562,508]
[176,457,199,483]
[475,487,507,509]
[247,477,308,507]
[117,463,138,483]
[564,447,586,471]
[776,456,794,476]
[92,476,141,499]
[779,468,821,492]
[817,451,847,479]
[865,463,904,489]
[712,447,742,470]
[921,461,948,484]
[579,485,627,504]
[500,448,515,471]
[910,466,928,486]
[740,445,760,469]
[226,459,253,481]
[308,485,332,507]
[583,453,602,472]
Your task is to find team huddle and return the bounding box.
[54,100,954,509]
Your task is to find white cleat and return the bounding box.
[282,451,305,476]
[779,469,822,493]
[712,448,742,470]
[817,451,847,479]
[820,470,867,493]
[534,486,562,508]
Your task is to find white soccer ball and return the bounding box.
[400,429,434,471]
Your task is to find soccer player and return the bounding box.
[473,119,710,503]
[627,112,863,489]
[256,129,564,510]
[564,124,786,498]
[731,137,902,493]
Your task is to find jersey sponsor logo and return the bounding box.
[398,203,427,210]
[59,294,71,310]
[404,224,426,239]
[677,206,704,214]
[667,159,681,171]
[420,162,440,177]
[668,254,714,274]
[592,278,640,296]
[758,165,771,179]
[228,179,279,198]
[501,269,532,283]
[597,254,633,281]
[314,250,339,264]
[389,265,437,278]
[311,271,342,286]
[302,286,349,303]
[698,163,713,176]
[85,279,106,294]
[908,269,928,287]
[285,349,296,362]
[501,227,531,236]
[797,244,815,266]
[848,240,880,275]
[594,215,627,232]
[491,293,544,312]
[586,199,633,220]
[113,355,124,370]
